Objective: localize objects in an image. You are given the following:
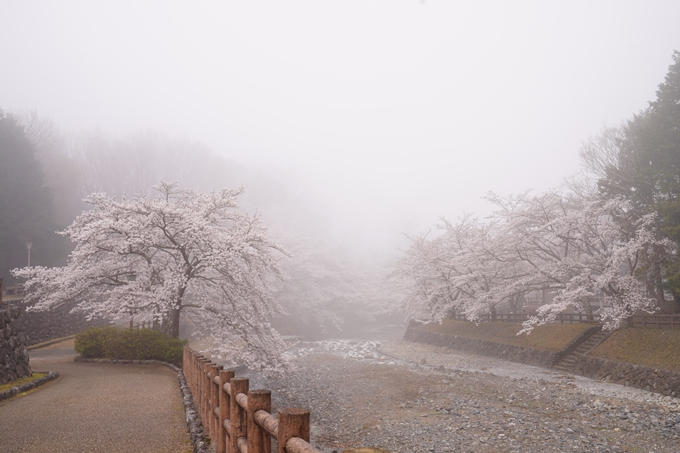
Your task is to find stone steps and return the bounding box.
[553,330,608,373]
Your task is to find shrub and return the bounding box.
[75,326,187,365]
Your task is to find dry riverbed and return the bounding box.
[248,339,680,453]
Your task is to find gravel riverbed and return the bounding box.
[247,339,680,453]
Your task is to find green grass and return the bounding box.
[417,319,680,371]
[0,372,47,393]
[75,326,187,365]
[590,328,680,371]
[416,319,593,352]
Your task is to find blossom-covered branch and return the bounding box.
[13,181,289,372]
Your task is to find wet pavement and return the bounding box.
[0,339,191,453]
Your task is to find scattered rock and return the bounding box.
[247,339,680,453]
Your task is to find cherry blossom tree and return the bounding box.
[13,181,289,371]
[392,215,530,324]
[488,191,670,331]
[393,187,675,333]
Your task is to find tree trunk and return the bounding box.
[163,307,181,338]
[172,307,181,337]
[583,298,593,316]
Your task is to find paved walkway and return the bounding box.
[0,339,191,453]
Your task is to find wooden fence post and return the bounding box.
[182,346,187,382]
[190,350,194,386]
[196,355,204,400]
[198,358,205,428]
[277,408,310,453]
[204,361,215,439]
[218,370,235,453]
[192,353,199,397]
[211,364,223,446]
[196,357,204,421]
[189,352,196,401]
[205,363,213,440]
[193,354,202,401]
[248,390,272,453]
[200,358,209,424]
[229,378,249,453]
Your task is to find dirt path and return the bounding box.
[0,339,191,453]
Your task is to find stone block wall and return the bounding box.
[0,306,31,385]
[574,355,680,397]
[12,300,108,346]
[405,323,680,399]
[404,325,559,367]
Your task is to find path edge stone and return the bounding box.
[0,371,59,402]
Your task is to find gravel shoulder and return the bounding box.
[254,339,680,453]
[0,339,191,453]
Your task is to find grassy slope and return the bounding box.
[417,320,592,352]
[590,328,680,371]
[416,320,680,371]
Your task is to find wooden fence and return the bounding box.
[0,280,25,301]
[628,314,680,329]
[129,320,152,330]
[450,312,601,324]
[451,312,680,330]
[183,346,323,453]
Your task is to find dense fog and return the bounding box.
[1,1,679,340]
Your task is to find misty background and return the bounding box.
[1,1,679,337]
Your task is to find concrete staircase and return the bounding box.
[553,329,609,373]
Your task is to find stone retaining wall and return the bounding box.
[404,325,560,367]
[0,306,31,385]
[10,300,108,346]
[574,355,680,397]
[405,323,680,399]
[1,299,106,384]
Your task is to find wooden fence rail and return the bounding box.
[449,312,601,324]
[449,312,680,330]
[130,321,152,330]
[183,346,323,453]
[629,314,680,329]
[0,281,25,299]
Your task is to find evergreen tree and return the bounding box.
[591,51,680,308]
[647,51,680,301]
[0,110,61,283]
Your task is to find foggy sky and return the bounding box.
[1,1,679,247]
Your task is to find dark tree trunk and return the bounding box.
[583,298,593,316]
[163,307,181,338]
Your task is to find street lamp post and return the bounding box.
[26,242,32,267]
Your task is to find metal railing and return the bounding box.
[183,346,323,453]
